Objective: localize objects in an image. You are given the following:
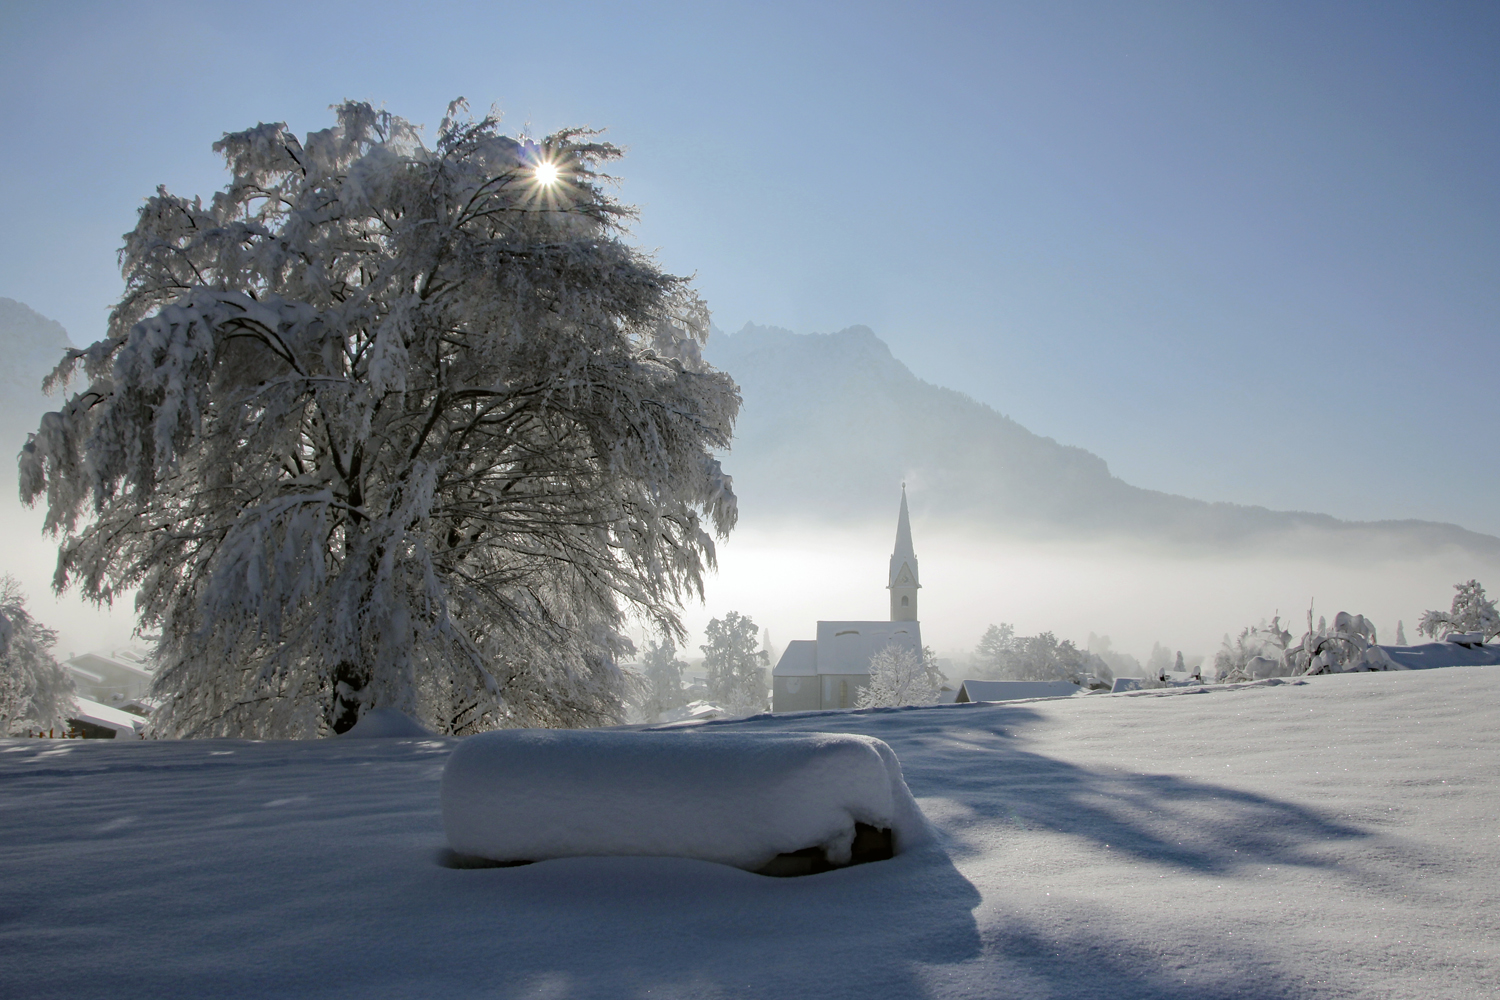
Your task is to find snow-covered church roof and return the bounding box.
[775,640,818,677]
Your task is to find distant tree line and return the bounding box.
[971,623,1113,685]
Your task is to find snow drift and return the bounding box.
[441,729,929,873]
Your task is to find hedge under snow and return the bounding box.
[440,730,930,872]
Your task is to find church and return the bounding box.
[771,488,924,712]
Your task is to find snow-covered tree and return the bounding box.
[972,623,1106,684]
[0,577,75,735]
[1086,633,1143,680]
[854,642,943,708]
[1417,580,1500,641]
[637,638,688,722]
[1145,642,1175,678]
[701,611,766,716]
[1226,606,1380,677]
[973,623,1015,677]
[1289,608,1378,674]
[18,101,739,738]
[1395,620,1407,645]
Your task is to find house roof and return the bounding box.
[1365,641,1500,670]
[66,652,154,680]
[69,696,145,737]
[955,680,1080,703]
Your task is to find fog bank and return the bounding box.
[677,516,1500,670]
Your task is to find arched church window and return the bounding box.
[901,596,909,607]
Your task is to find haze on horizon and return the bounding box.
[1,1,1496,668]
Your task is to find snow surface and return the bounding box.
[442,729,927,870]
[339,707,434,739]
[2,667,1499,998]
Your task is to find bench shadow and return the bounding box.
[419,846,985,1000]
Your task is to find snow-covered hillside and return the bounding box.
[707,323,1500,558]
[3,667,1496,998]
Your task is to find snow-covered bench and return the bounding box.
[440,730,929,876]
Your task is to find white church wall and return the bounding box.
[822,674,870,710]
[772,674,821,713]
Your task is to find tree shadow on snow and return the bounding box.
[764,702,1372,877]
[672,702,1384,999]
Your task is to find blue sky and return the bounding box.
[4,0,1497,532]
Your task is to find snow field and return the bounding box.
[0,666,1496,998]
[441,729,928,870]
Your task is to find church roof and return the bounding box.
[813,621,922,675]
[771,640,818,676]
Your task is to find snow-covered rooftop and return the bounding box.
[954,679,1081,703]
[771,639,817,676]
[1364,639,1500,670]
[68,696,144,737]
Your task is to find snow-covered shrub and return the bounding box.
[0,577,75,735]
[1214,617,1293,682]
[854,643,944,708]
[701,612,768,717]
[1417,580,1500,642]
[1218,609,1383,679]
[19,101,739,738]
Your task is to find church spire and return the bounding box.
[888,484,920,621]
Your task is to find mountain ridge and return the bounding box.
[704,323,1500,558]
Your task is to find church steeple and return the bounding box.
[888,485,920,621]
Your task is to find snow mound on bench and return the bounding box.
[441,730,929,872]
